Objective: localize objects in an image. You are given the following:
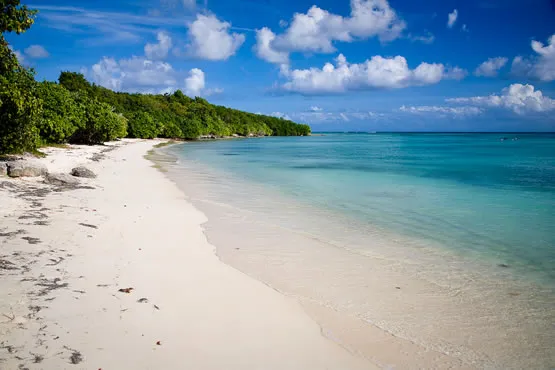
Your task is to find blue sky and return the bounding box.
[6,0,555,131]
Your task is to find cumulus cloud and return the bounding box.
[447,83,555,114]
[24,45,49,59]
[511,34,555,81]
[144,31,172,60]
[184,68,205,96]
[90,56,219,96]
[474,57,508,77]
[186,14,245,61]
[280,54,466,94]
[254,0,405,63]
[447,9,458,28]
[270,112,291,120]
[400,105,483,116]
[91,56,177,92]
[254,27,289,65]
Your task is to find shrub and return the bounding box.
[0,75,42,153]
[127,111,160,139]
[36,81,84,144]
[70,97,127,144]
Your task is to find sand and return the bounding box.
[0,140,375,370]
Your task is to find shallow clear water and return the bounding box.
[160,133,555,368]
[168,133,555,286]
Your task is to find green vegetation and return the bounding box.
[0,0,310,155]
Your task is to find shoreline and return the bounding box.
[157,141,555,369]
[0,140,373,369]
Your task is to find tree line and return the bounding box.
[0,1,311,155]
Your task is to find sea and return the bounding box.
[159,133,555,369]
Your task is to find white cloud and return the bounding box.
[35,5,185,46]
[8,45,25,63]
[461,24,468,32]
[270,112,291,120]
[24,45,49,59]
[280,54,466,94]
[447,9,458,28]
[186,14,245,61]
[400,105,483,116]
[511,34,555,81]
[447,83,555,114]
[310,106,323,111]
[184,68,205,96]
[292,110,384,123]
[90,57,221,96]
[254,27,289,65]
[474,57,508,77]
[144,31,172,60]
[91,56,177,92]
[408,32,435,44]
[254,0,405,63]
[14,50,25,63]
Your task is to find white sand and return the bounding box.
[0,140,375,369]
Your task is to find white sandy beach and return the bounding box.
[0,140,375,369]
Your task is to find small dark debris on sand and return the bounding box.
[32,353,44,363]
[36,277,69,296]
[137,298,149,303]
[33,220,50,226]
[46,257,65,266]
[78,223,98,229]
[0,229,26,238]
[0,259,18,270]
[118,287,134,294]
[69,350,83,364]
[156,341,161,346]
[21,236,41,245]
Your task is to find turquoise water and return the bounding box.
[168,133,555,285]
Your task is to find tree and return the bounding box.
[0,73,42,153]
[36,81,85,144]
[127,111,160,139]
[0,0,37,34]
[0,0,41,154]
[58,71,92,94]
[70,96,127,144]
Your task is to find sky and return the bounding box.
[6,0,555,131]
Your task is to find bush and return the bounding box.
[127,111,160,139]
[0,76,42,153]
[70,97,127,144]
[160,120,183,139]
[36,81,84,144]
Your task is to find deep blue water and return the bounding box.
[168,133,555,284]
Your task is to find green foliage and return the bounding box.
[0,73,42,153]
[127,111,160,139]
[0,0,37,34]
[70,96,127,145]
[36,81,84,144]
[58,71,92,94]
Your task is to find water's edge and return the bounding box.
[151,143,555,369]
